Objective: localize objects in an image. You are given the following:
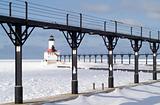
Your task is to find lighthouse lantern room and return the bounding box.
[44,35,60,64]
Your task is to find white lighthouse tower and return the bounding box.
[44,35,60,64]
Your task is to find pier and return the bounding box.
[58,53,159,65]
[0,0,160,104]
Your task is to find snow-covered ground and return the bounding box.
[0,59,159,104]
[44,82,160,105]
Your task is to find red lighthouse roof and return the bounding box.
[47,46,57,52]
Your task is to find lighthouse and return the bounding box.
[48,35,56,52]
[44,35,60,64]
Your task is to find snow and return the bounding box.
[44,83,160,105]
[0,59,159,104]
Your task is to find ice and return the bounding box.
[0,59,159,104]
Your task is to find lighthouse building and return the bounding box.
[44,35,60,63]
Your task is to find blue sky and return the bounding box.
[0,0,160,59]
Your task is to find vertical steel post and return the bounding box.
[64,55,66,62]
[93,83,95,90]
[100,55,103,63]
[104,21,106,31]
[89,55,91,62]
[108,47,113,88]
[25,1,28,40]
[69,55,71,62]
[9,2,12,37]
[121,54,123,64]
[150,42,159,80]
[158,31,160,40]
[66,14,69,25]
[145,54,148,65]
[113,55,116,64]
[128,54,131,64]
[80,13,82,28]
[72,48,78,94]
[134,51,139,83]
[102,83,104,90]
[131,27,133,35]
[63,31,84,94]
[153,51,157,80]
[71,32,78,94]
[9,2,12,16]
[95,55,97,63]
[134,40,139,83]
[114,54,116,64]
[25,1,28,20]
[15,25,23,104]
[149,31,151,39]
[131,40,142,83]
[102,36,118,88]
[152,43,157,80]
[140,27,142,37]
[115,21,117,33]
[83,55,85,62]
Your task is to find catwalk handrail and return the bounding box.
[59,53,160,57]
[0,0,160,41]
[58,53,160,64]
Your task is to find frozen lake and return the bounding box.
[0,59,159,104]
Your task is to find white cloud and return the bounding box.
[120,0,160,20]
[120,0,145,13]
[147,12,160,20]
[83,4,110,13]
[119,18,143,26]
[142,1,160,20]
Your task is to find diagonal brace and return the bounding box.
[62,31,85,48]
[22,27,35,45]
[150,43,159,53]
[1,23,35,45]
[102,36,119,50]
[1,23,15,44]
[7,23,22,45]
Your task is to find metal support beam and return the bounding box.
[121,54,123,64]
[150,42,159,80]
[145,54,148,65]
[95,55,97,63]
[62,31,85,94]
[83,55,86,62]
[9,2,12,16]
[100,55,103,63]
[130,40,142,83]
[69,55,71,62]
[1,23,34,104]
[128,54,131,64]
[153,53,157,80]
[102,36,118,88]
[134,51,139,83]
[72,46,78,94]
[15,25,23,104]
[89,55,91,62]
